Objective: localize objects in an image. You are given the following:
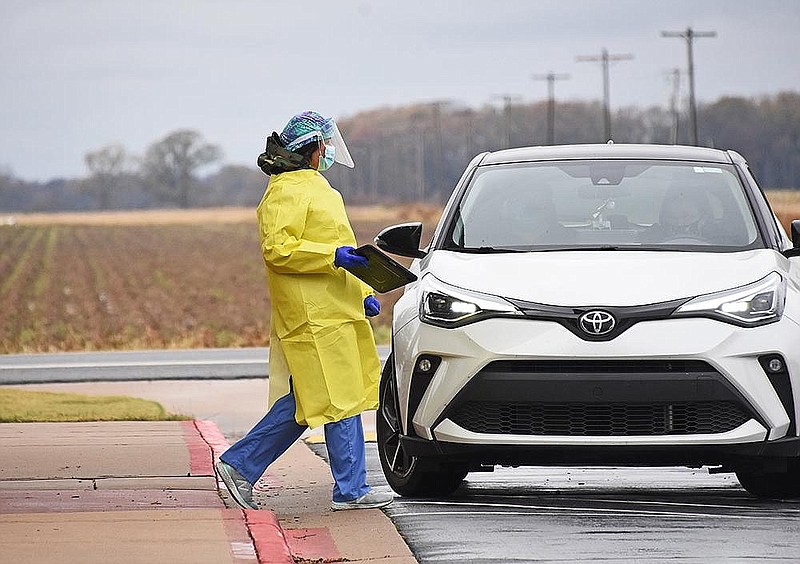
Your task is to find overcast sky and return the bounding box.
[2,0,799,181]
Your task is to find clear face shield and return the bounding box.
[321,119,354,168]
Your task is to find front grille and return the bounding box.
[450,400,751,436]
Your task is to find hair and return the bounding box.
[294,141,319,161]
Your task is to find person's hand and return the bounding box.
[364,295,381,317]
[334,246,368,269]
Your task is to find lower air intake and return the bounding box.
[449,401,750,436]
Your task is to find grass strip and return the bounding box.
[0,388,190,423]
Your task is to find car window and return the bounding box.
[446,160,763,251]
[740,164,786,249]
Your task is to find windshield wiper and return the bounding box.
[452,245,624,253]
[567,245,622,251]
[454,246,527,254]
[516,245,626,252]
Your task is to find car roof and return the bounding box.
[479,143,738,165]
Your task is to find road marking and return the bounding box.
[394,500,795,520]
[565,497,800,513]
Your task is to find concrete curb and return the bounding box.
[244,511,294,564]
[194,419,294,564]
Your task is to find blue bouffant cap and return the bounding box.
[279,111,334,152]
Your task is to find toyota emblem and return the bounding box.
[578,310,616,336]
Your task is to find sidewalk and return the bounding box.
[0,419,416,563]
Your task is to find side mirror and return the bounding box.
[374,222,427,259]
[784,220,800,258]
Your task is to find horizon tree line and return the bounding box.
[1,91,798,213]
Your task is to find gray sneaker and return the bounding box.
[330,490,394,511]
[215,460,259,510]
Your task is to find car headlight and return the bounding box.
[675,271,786,327]
[419,275,521,327]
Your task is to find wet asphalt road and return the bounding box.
[312,443,800,563]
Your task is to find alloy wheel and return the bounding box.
[378,363,416,479]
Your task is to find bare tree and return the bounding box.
[201,164,265,207]
[142,129,222,208]
[82,143,130,209]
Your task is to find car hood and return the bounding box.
[424,250,783,306]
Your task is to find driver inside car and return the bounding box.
[643,187,722,244]
[661,190,708,238]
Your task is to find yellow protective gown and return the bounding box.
[257,169,380,429]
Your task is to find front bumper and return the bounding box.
[392,314,800,460]
[399,432,800,469]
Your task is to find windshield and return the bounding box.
[445,160,763,252]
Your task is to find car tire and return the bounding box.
[736,459,800,499]
[377,354,467,497]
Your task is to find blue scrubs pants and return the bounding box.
[219,390,371,503]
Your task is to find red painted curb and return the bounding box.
[193,419,232,460]
[245,510,295,564]
[192,420,295,564]
[181,420,214,476]
[220,509,260,562]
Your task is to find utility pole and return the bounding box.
[532,72,570,145]
[576,48,634,141]
[415,127,425,200]
[661,27,716,145]
[428,100,450,199]
[493,94,522,148]
[668,68,681,144]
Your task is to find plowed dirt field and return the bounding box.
[1,195,797,354]
[0,204,441,353]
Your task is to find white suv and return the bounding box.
[375,144,800,499]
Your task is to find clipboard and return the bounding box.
[344,244,418,293]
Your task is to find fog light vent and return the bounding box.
[758,354,795,437]
[407,355,442,437]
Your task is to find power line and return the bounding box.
[532,72,570,145]
[576,48,634,141]
[661,27,717,145]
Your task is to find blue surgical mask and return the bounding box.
[318,143,335,171]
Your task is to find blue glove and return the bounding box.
[364,295,381,317]
[335,246,368,269]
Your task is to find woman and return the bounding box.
[216,111,391,511]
